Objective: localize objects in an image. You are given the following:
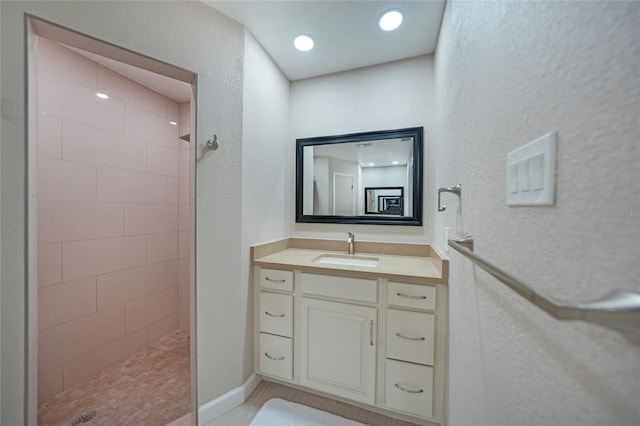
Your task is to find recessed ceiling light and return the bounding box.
[294,34,314,52]
[392,161,399,165]
[378,10,403,31]
[96,92,109,99]
[368,162,375,166]
[169,121,178,126]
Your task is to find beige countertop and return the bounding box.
[251,238,448,285]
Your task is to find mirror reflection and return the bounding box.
[296,127,423,226]
[365,187,404,215]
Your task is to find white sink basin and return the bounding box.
[313,254,379,268]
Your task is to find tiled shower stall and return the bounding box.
[35,37,192,405]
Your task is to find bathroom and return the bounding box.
[1,1,638,426]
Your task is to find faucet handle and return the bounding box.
[347,232,354,240]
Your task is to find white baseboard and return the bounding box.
[198,374,262,425]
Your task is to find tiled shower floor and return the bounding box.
[38,330,192,426]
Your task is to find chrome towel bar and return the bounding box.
[448,237,640,343]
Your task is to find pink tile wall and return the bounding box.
[36,38,191,404]
[63,328,148,388]
[96,263,167,310]
[38,243,61,287]
[97,167,168,203]
[167,176,180,204]
[39,70,126,135]
[38,201,124,243]
[62,235,148,281]
[38,114,62,159]
[124,204,179,235]
[124,287,179,333]
[38,277,97,331]
[178,102,192,332]
[38,158,97,201]
[63,121,147,171]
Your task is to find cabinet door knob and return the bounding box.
[264,352,285,361]
[394,383,424,394]
[265,311,285,318]
[395,332,426,342]
[396,292,426,300]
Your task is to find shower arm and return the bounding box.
[197,134,220,161]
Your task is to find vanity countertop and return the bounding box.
[251,238,448,285]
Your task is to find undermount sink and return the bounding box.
[313,254,379,268]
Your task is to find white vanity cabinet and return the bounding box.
[252,242,448,426]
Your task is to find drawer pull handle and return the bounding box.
[265,277,286,284]
[265,311,285,318]
[396,292,426,300]
[394,383,424,394]
[395,332,426,342]
[264,352,285,361]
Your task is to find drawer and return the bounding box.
[259,333,293,380]
[387,282,436,311]
[301,273,377,303]
[385,359,434,419]
[260,292,293,337]
[260,268,294,292]
[386,309,435,366]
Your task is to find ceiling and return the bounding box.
[67,1,445,102]
[204,0,446,81]
[71,47,193,102]
[313,138,413,168]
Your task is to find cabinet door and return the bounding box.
[300,298,377,405]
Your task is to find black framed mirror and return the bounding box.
[296,127,423,226]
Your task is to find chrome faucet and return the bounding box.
[347,232,355,255]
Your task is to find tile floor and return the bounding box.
[38,330,192,426]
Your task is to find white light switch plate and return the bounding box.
[506,132,557,206]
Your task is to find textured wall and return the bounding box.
[290,55,436,243]
[241,31,291,382]
[433,2,640,425]
[1,1,244,422]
